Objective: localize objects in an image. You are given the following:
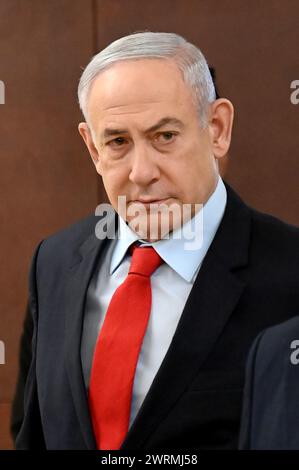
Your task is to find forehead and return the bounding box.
[87,58,196,129]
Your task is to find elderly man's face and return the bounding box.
[79,59,233,240]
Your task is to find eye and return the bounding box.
[107,137,127,147]
[154,131,177,143]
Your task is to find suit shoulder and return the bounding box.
[249,207,299,263]
[240,315,299,449]
[225,183,299,251]
[34,211,102,266]
[251,207,299,241]
[257,316,299,359]
[44,212,98,246]
[247,316,299,395]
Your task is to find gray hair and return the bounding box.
[77,31,216,129]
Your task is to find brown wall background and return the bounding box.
[1,0,298,449]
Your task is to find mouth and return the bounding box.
[130,198,171,208]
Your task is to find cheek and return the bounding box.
[101,166,130,199]
[170,144,215,198]
[185,139,215,176]
[166,144,202,182]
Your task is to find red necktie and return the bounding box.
[88,243,164,450]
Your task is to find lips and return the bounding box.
[136,198,167,203]
[130,198,171,208]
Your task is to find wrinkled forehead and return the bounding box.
[88,59,194,112]
[86,59,196,131]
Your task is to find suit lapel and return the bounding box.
[121,184,252,449]
[64,210,118,449]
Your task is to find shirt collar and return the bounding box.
[110,176,227,282]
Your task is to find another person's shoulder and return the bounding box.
[240,315,299,449]
[245,315,299,416]
[252,315,299,365]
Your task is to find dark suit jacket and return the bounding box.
[239,315,299,449]
[15,183,299,450]
[11,302,33,442]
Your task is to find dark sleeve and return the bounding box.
[10,302,34,443]
[238,329,266,449]
[14,240,46,449]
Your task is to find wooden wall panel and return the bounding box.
[0,404,12,450]
[0,0,98,449]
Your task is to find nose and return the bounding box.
[129,143,160,186]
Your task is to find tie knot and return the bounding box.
[129,244,163,277]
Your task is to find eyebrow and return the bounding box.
[101,117,184,139]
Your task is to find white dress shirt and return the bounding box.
[81,176,227,428]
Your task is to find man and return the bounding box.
[11,71,225,445]
[15,31,299,450]
[239,315,299,449]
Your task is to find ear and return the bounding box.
[208,98,234,159]
[78,122,103,175]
